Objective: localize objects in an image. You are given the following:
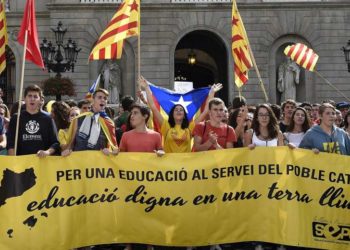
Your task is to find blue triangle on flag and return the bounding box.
[149,84,210,120]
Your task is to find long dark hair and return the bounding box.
[168,104,189,129]
[228,108,247,131]
[252,104,279,139]
[51,101,70,130]
[287,107,312,133]
[344,111,350,129]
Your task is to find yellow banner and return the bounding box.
[0,147,349,250]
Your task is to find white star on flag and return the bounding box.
[171,96,192,114]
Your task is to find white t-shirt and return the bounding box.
[252,132,278,147]
[284,132,305,148]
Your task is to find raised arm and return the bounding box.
[235,106,248,140]
[139,76,164,125]
[194,83,223,124]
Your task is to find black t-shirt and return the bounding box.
[6,111,59,155]
[279,122,288,133]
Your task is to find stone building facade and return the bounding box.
[2,0,350,105]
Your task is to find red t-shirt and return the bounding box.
[193,121,237,150]
[119,129,162,152]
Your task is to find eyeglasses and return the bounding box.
[258,113,270,118]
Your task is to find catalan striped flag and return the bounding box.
[89,0,140,60]
[232,0,252,88]
[284,43,319,71]
[149,84,210,132]
[85,74,101,100]
[0,0,7,74]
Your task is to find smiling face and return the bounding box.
[24,91,41,114]
[92,91,108,113]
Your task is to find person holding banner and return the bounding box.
[119,103,163,156]
[51,101,71,152]
[118,103,163,250]
[140,76,222,153]
[193,98,236,151]
[244,104,284,148]
[6,85,59,156]
[299,103,350,155]
[284,107,312,148]
[62,88,118,156]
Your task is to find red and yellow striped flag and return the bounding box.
[0,0,8,74]
[284,43,319,72]
[89,0,140,60]
[232,0,252,88]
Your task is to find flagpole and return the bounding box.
[233,0,268,102]
[314,70,350,102]
[238,86,242,101]
[136,1,141,104]
[137,1,141,85]
[14,30,28,155]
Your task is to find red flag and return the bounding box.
[17,0,44,69]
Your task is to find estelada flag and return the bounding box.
[89,0,139,60]
[17,0,44,69]
[284,43,319,72]
[232,0,252,88]
[148,84,210,132]
[0,0,8,74]
[86,74,101,100]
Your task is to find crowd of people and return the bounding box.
[0,82,349,250]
